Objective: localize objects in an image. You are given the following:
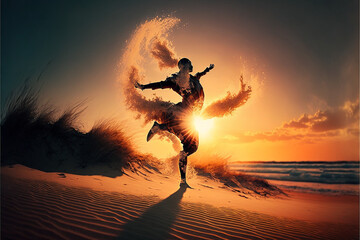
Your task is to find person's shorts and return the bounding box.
[161,103,199,155]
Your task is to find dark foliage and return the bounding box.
[1,87,147,177]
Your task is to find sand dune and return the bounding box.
[2,168,358,240]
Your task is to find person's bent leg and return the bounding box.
[147,121,169,141]
[179,137,198,187]
[158,123,168,131]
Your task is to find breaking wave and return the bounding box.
[230,161,360,195]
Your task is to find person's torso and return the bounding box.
[171,74,204,112]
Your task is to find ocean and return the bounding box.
[229,161,360,195]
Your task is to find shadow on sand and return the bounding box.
[117,186,187,240]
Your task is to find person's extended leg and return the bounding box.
[179,151,188,182]
[146,121,168,142]
[179,136,198,187]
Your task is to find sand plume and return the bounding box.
[157,131,182,152]
[125,66,173,123]
[202,76,252,119]
[119,17,253,148]
[151,38,178,69]
[190,152,283,197]
[119,17,180,124]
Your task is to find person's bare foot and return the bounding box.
[179,179,192,189]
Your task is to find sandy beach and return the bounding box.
[2,165,358,240]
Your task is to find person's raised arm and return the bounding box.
[134,75,176,91]
[195,64,214,79]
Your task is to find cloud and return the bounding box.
[201,76,252,119]
[283,114,309,129]
[239,131,305,143]
[150,38,178,69]
[283,99,359,132]
[224,99,359,143]
[347,128,359,137]
[225,130,344,144]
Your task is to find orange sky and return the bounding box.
[42,15,357,162]
[3,2,358,162]
[112,17,359,162]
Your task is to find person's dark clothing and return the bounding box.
[142,67,211,179]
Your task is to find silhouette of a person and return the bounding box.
[135,58,214,187]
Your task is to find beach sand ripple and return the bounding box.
[2,174,358,240]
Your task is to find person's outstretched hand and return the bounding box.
[209,64,214,70]
[134,81,144,90]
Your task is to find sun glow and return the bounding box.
[194,116,214,138]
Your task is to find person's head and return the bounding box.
[178,58,193,72]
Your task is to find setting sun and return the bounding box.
[194,116,214,138]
